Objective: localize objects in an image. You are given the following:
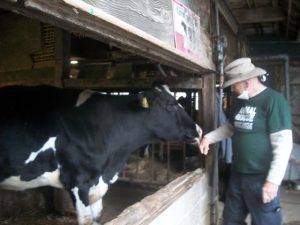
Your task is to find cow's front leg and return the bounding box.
[88,176,110,223]
[90,198,103,224]
[71,187,97,225]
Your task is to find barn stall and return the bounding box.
[1,0,299,225]
[0,0,221,224]
[3,0,299,224]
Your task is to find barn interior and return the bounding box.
[0,0,300,225]
[0,1,212,224]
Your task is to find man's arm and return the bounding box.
[262,129,293,203]
[199,122,234,155]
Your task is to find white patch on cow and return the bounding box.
[110,173,119,184]
[88,176,108,204]
[72,177,109,225]
[194,124,202,145]
[76,89,96,107]
[25,137,57,164]
[72,186,93,225]
[155,85,173,96]
[90,198,102,223]
[0,169,63,190]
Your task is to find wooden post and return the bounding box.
[200,73,216,169]
[54,28,70,87]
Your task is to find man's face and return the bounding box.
[230,81,245,95]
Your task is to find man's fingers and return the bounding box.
[203,146,209,155]
[199,144,209,155]
[199,137,210,155]
[262,181,279,204]
[262,192,272,203]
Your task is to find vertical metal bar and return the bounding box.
[183,143,186,172]
[135,151,139,179]
[167,142,170,183]
[211,3,220,225]
[211,1,226,224]
[151,144,155,182]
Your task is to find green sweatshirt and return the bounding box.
[230,88,292,174]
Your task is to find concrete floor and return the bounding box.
[281,188,300,225]
[218,187,300,225]
[101,181,158,223]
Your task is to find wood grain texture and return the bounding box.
[83,0,174,46]
[63,77,203,90]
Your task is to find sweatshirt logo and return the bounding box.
[234,106,256,130]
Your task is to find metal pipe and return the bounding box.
[210,1,225,224]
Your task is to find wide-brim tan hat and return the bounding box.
[222,58,266,88]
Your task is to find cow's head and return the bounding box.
[140,83,202,145]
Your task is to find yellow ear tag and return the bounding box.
[142,97,149,108]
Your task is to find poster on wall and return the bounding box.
[172,0,201,60]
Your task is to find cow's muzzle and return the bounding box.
[185,124,202,145]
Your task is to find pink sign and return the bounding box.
[172,0,201,59]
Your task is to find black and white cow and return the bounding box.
[0,84,202,225]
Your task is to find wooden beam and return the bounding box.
[285,0,293,38]
[0,78,54,88]
[200,73,215,188]
[0,77,203,90]
[213,0,239,34]
[0,0,214,75]
[233,7,285,24]
[63,77,203,90]
[54,28,70,87]
[272,0,278,8]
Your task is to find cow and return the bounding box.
[0,83,202,225]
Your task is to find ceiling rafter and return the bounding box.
[232,7,285,24]
[285,0,293,38]
[226,0,299,41]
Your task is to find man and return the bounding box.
[200,58,293,225]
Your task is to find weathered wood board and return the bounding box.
[83,0,174,47]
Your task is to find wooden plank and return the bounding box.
[82,0,174,47]
[63,77,203,90]
[285,0,293,38]
[105,169,207,225]
[54,28,70,87]
[233,7,285,24]
[214,0,239,34]
[0,78,54,87]
[200,73,216,174]
[0,13,42,72]
[0,76,203,90]
[0,0,215,74]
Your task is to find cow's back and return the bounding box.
[0,85,80,183]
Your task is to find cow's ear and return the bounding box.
[141,96,149,108]
[138,93,149,108]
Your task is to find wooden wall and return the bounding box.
[0,14,55,86]
[290,61,300,144]
[83,0,174,46]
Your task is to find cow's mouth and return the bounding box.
[185,124,202,146]
[186,137,200,145]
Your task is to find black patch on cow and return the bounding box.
[79,188,90,206]
[20,149,58,181]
